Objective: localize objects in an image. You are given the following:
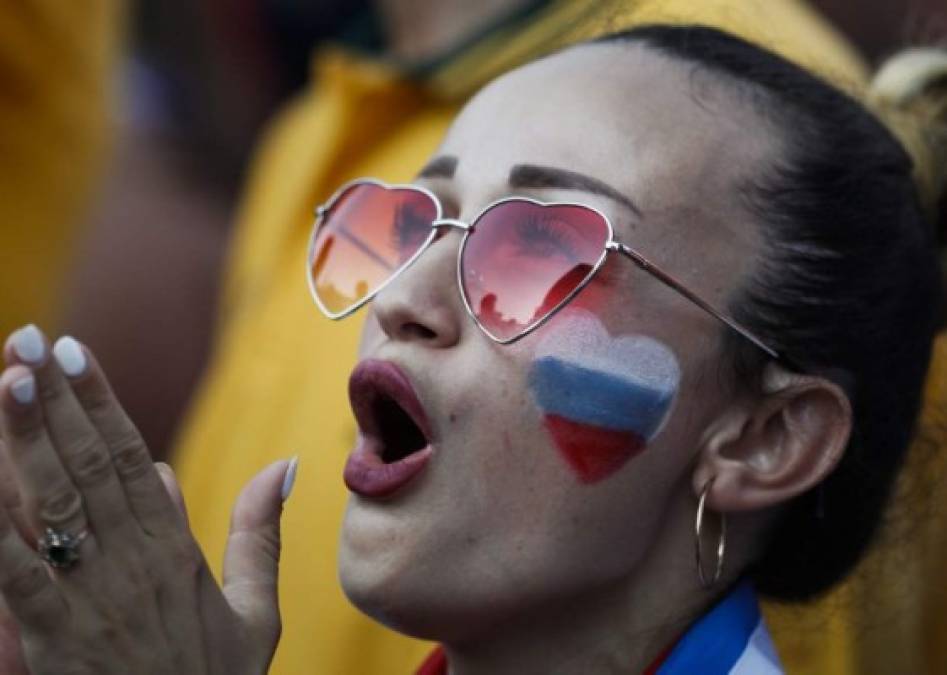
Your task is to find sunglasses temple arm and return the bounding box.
[613,244,782,361]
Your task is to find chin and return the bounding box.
[338,500,438,638]
[338,505,502,642]
[338,544,455,640]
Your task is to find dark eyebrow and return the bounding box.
[509,164,643,218]
[417,155,458,179]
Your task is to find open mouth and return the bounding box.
[345,359,434,497]
[370,392,429,463]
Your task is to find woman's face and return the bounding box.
[339,43,778,638]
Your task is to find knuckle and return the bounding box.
[2,560,48,602]
[36,378,67,406]
[37,488,84,528]
[110,431,151,481]
[82,386,115,420]
[253,525,282,565]
[68,434,113,487]
[8,419,47,449]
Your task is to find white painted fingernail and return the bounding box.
[10,374,36,405]
[281,456,299,502]
[53,336,87,377]
[11,325,45,364]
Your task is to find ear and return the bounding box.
[692,362,853,512]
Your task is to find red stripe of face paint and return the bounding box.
[543,414,646,484]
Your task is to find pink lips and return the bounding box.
[345,359,433,498]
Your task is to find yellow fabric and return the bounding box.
[170,2,921,673]
[0,1,122,337]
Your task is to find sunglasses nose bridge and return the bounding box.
[431,218,470,232]
[366,216,469,348]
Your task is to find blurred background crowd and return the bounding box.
[2,1,947,673]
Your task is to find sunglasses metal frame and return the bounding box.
[307,177,783,361]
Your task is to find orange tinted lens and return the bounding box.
[309,182,438,315]
[461,201,608,340]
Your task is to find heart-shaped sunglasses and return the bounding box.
[307,178,782,358]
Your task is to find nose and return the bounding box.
[371,227,466,347]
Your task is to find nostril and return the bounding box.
[401,323,437,340]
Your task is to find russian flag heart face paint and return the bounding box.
[528,310,680,484]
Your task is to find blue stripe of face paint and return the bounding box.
[528,356,675,439]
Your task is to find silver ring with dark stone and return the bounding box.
[38,527,89,569]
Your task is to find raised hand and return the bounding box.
[0,325,296,674]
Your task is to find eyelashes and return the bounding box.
[512,214,581,260]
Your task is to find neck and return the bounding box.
[374,0,538,63]
[442,487,719,675]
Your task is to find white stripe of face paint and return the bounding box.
[531,308,681,439]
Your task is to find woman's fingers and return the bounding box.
[0,365,91,543]
[0,327,270,674]
[5,327,139,549]
[3,328,181,541]
[221,458,296,660]
[48,336,180,540]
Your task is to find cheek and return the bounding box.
[529,361,677,483]
[565,276,612,316]
[526,312,680,484]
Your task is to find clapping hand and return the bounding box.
[0,325,296,674]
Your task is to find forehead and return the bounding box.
[432,42,779,302]
[448,42,773,167]
[437,42,777,223]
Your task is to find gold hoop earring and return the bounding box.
[695,478,727,589]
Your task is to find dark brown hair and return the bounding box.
[596,25,947,601]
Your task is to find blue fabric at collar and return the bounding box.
[657,582,777,674]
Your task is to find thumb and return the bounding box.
[222,456,298,648]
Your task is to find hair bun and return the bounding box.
[869,48,947,248]
[872,49,947,106]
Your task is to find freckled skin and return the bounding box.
[340,40,779,654]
